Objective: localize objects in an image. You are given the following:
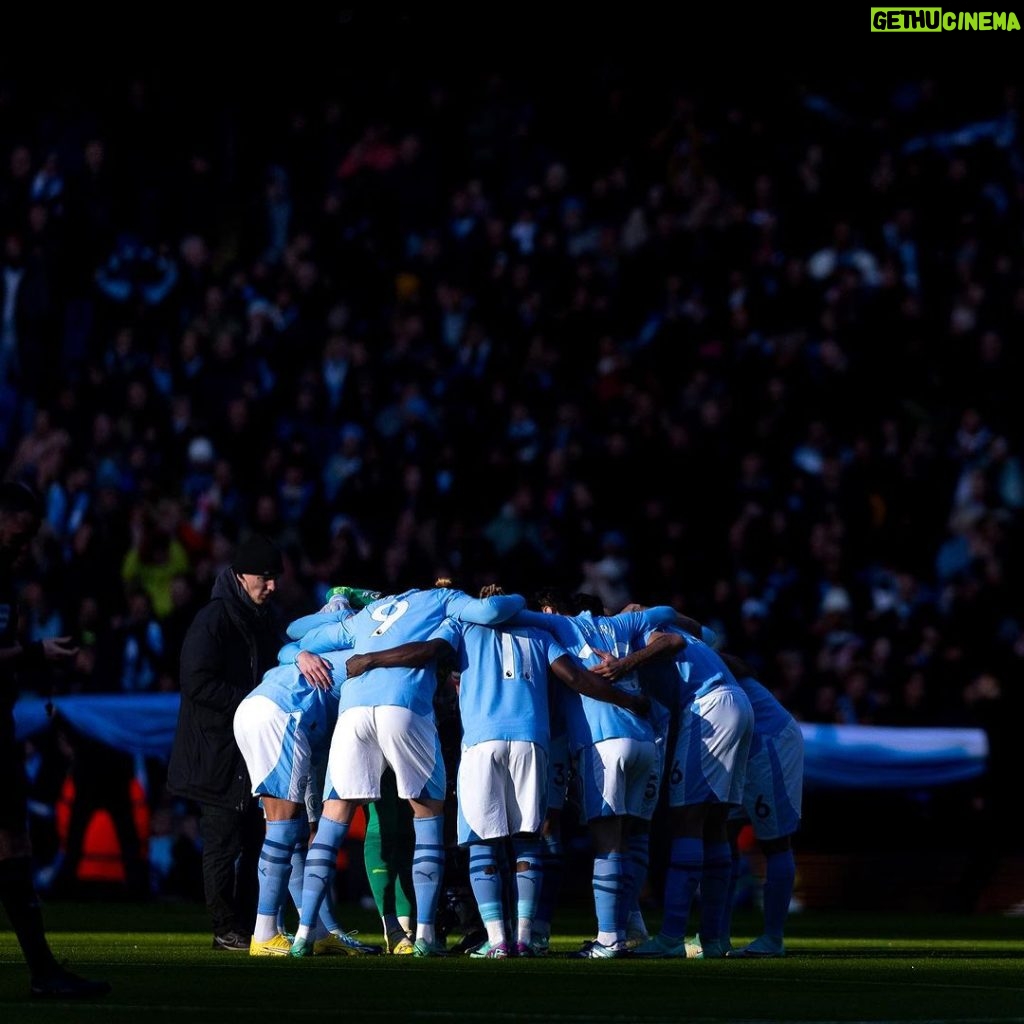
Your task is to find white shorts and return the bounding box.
[234,695,312,805]
[579,738,658,822]
[547,733,569,812]
[326,705,445,802]
[456,740,547,844]
[740,719,804,840]
[668,682,754,808]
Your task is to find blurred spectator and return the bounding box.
[0,33,1022,905]
[114,586,164,692]
[121,503,189,619]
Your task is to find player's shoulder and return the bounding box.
[656,620,688,639]
[513,622,559,644]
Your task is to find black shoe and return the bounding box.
[212,930,250,951]
[449,928,488,955]
[31,968,111,999]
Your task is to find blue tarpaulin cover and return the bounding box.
[13,695,989,789]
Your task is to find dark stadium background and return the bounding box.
[1,8,1022,916]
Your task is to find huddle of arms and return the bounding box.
[589,630,685,683]
[281,587,525,690]
[587,607,708,684]
[280,588,693,721]
[479,583,650,718]
[343,638,455,679]
[548,652,650,718]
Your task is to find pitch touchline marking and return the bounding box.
[9,958,1024,997]
[18,1010,1024,1024]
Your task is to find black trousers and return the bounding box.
[198,799,264,936]
[0,715,27,835]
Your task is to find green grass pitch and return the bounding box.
[2,901,1023,1022]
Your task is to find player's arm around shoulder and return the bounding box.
[456,591,526,626]
[549,654,650,717]
[344,637,457,679]
[590,630,685,681]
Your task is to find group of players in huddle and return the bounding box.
[231,579,804,960]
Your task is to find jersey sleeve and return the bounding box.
[451,592,526,625]
[287,608,349,640]
[543,635,569,665]
[638,605,678,631]
[701,625,720,648]
[507,608,543,630]
[278,641,301,664]
[297,620,354,654]
[429,616,462,652]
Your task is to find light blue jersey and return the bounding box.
[735,675,794,737]
[511,606,675,752]
[279,596,357,664]
[641,625,736,710]
[237,614,355,804]
[285,588,362,640]
[255,648,350,715]
[732,674,803,839]
[297,588,522,717]
[450,620,567,748]
[286,607,348,640]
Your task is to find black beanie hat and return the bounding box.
[233,534,284,577]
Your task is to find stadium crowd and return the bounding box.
[0,28,1021,913]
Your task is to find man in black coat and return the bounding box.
[167,534,288,951]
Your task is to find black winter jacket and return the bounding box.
[166,568,284,809]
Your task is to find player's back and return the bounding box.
[338,590,459,716]
[456,621,561,748]
[352,589,451,650]
[297,586,524,656]
[683,630,735,691]
[245,652,349,756]
[635,626,733,722]
[251,649,349,710]
[555,610,658,751]
[734,674,794,737]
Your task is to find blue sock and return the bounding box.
[535,833,563,932]
[496,842,515,937]
[299,816,348,929]
[618,856,635,933]
[662,837,702,941]
[512,838,542,932]
[412,816,445,930]
[762,849,795,940]
[699,841,732,945]
[593,852,626,937]
[723,846,742,942]
[469,843,503,925]
[627,833,650,917]
[319,867,341,934]
[259,819,303,922]
[286,822,310,925]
